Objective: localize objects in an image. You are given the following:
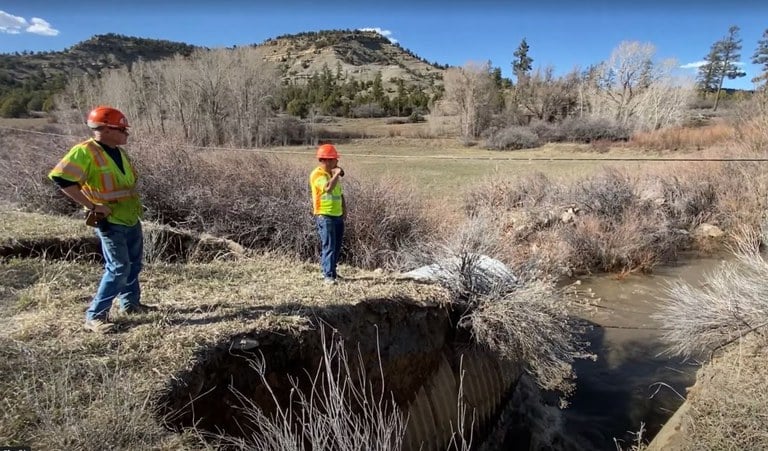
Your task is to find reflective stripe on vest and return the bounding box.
[80,140,138,203]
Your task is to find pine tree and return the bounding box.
[752,29,768,86]
[371,71,384,103]
[512,38,533,84]
[712,26,746,110]
[697,45,721,94]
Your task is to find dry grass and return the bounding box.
[628,123,735,151]
[218,327,409,450]
[0,117,51,129]
[733,87,768,154]
[675,338,768,450]
[0,208,447,450]
[0,208,92,242]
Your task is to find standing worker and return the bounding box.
[49,106,155,333]
[309,143,346,285]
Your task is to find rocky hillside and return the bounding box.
[252,29,446,90]
[0,30,446,117]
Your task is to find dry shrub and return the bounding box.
[560,207,679,273]
[405,215,592,395]
[465,172,555,215]
[131,137,434,269]
[130,138,320,261]
[343,175,436,269]
[463,164,747,275]
[656,219,768,447]
[556,117,631,143]
[656,227,768,359]
[569,168,635,220]
[0,129,81,215]
[733,87,768,153]
[656,172,719,228]
[482,125,540,150]
[466,279,592,394]
[1,131,434,270]
[629,123,734,151]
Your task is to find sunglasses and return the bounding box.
[106,126,129,134]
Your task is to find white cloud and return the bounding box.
[0,10,27,34]
[0,10,58,36]
[26,17,59,36]
[358,27,398,44]
[681,60,746,70]
[680,60,707,69]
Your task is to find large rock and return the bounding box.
[403,254,517,284]
[692,223,724,239]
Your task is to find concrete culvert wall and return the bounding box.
[154,299,524,450]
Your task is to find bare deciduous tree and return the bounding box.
[57,47,282,147]
[587,41,693,131]
[514,66,580,123]
[443,62,500,142]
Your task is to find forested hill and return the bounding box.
[0,33,199,116]
[0,30,447,118]
[1,33,198,83]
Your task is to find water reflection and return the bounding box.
[562,256,728,450]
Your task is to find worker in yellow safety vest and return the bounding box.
[49,106,156,333]
[309,143,345,285]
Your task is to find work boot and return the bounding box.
[119,303,159,315]
[84,318,115,334]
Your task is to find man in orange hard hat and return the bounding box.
[49,106,156,333]
[309,143,346,285]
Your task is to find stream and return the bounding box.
[561,255,729,449]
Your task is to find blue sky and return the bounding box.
[1,0,766,89]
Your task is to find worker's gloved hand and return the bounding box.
[85,210,106,227]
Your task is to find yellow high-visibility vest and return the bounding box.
[309,166,343,216]
[49,138,142,226]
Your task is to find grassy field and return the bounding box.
[0,117,50,129]
[269,139,681,198]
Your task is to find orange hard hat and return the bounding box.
[316,143,339,160]
[86,106,129,129]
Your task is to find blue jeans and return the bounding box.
[316,215,344,279]
[86,222,144,321]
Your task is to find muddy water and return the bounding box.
[561,256,729,450]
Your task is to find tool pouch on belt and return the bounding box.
[85,210,105,227]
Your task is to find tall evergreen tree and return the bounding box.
[752,29,768,86]
[512,38,533,83]
[711,26,747,110]
[371,71,384,103]
[697,45,721,94]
